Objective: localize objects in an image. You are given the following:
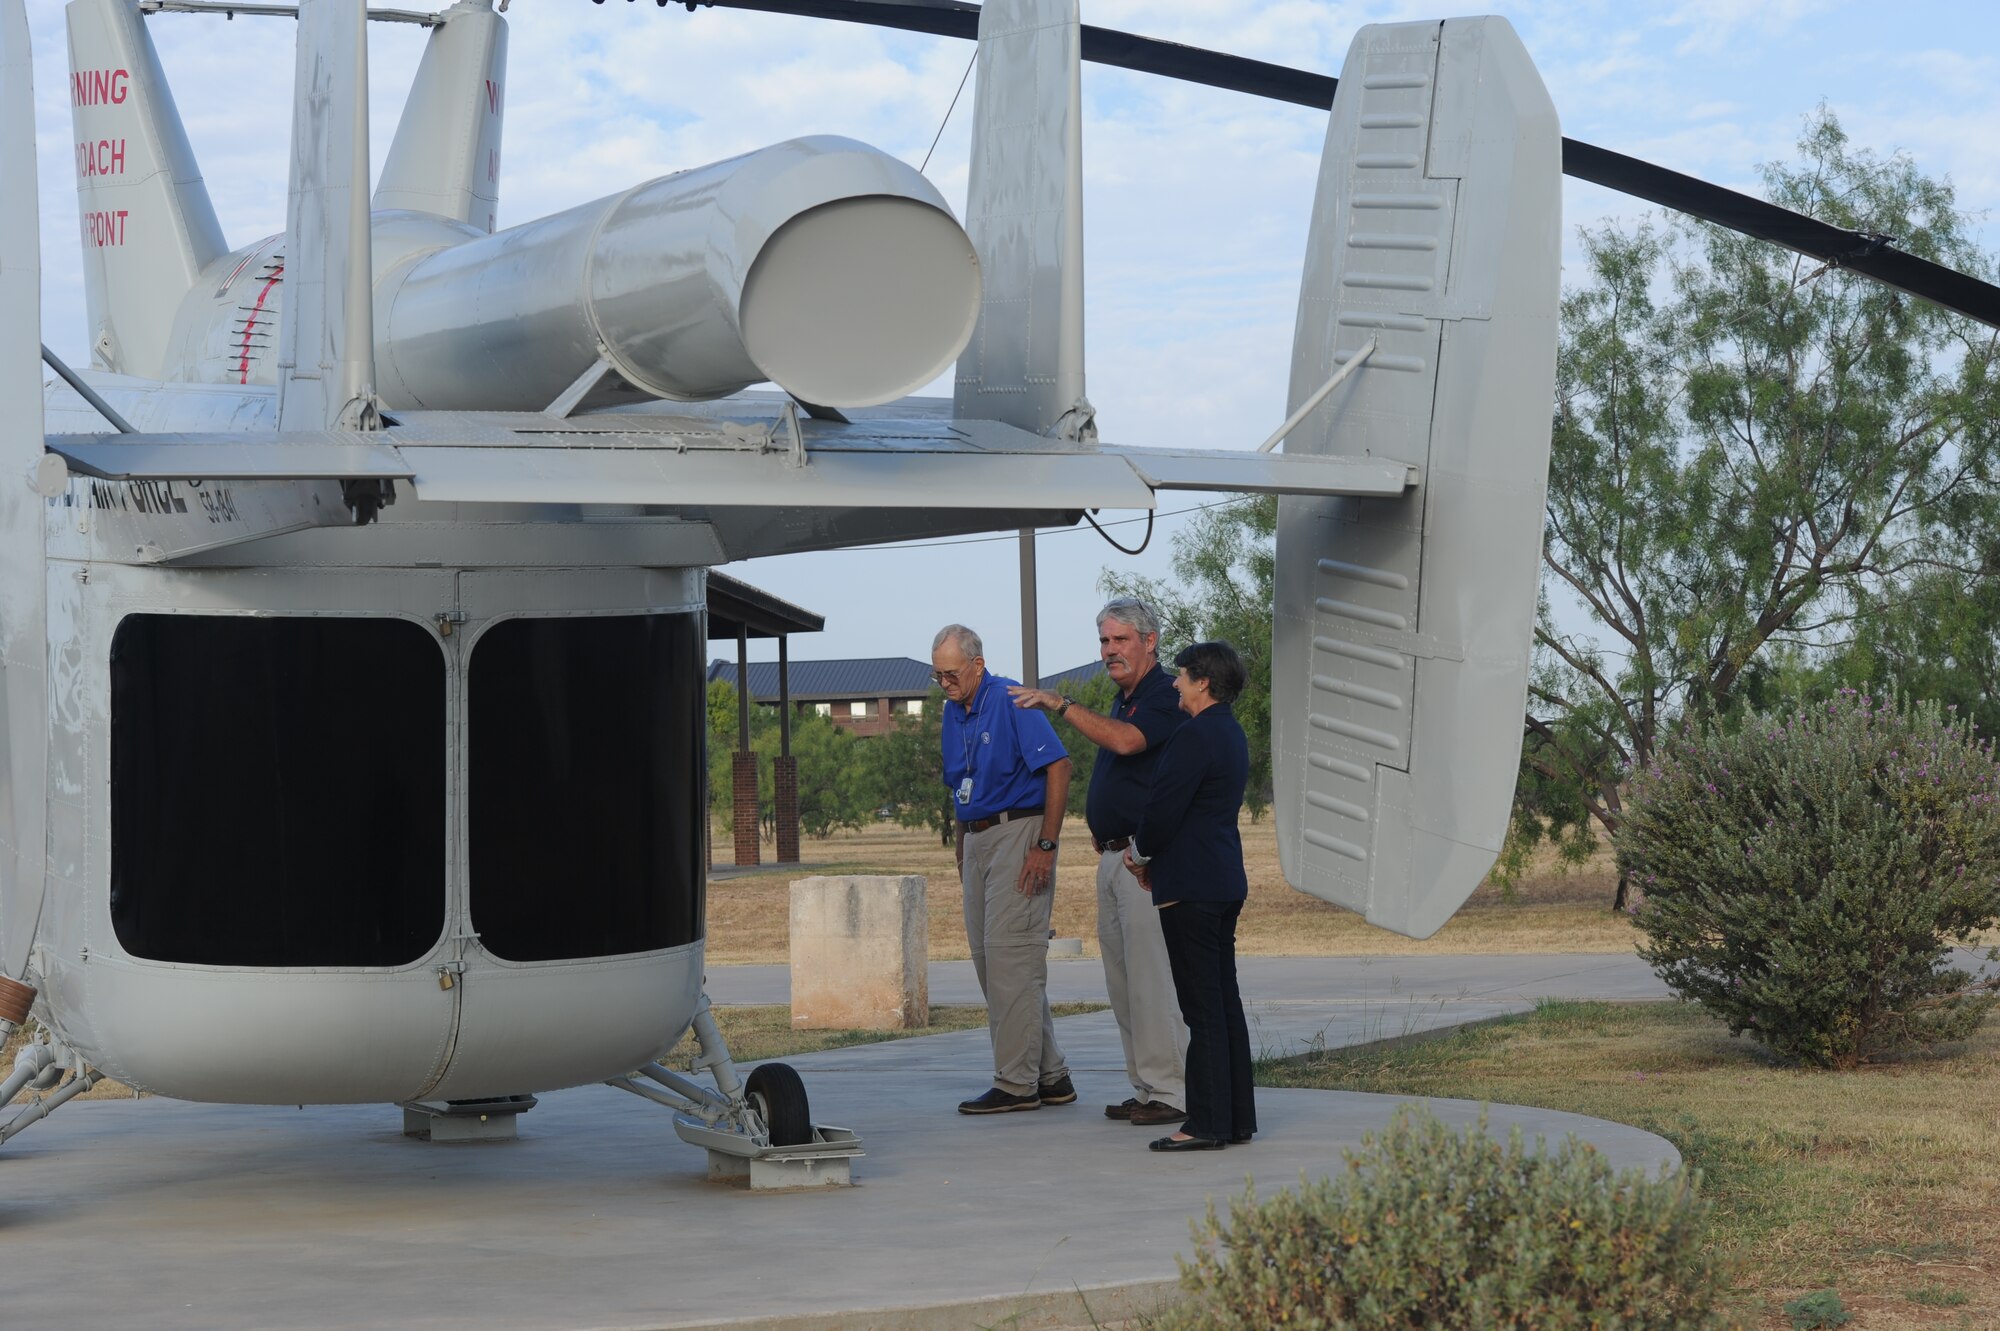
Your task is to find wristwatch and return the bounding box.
[1036,837,1058,852]
[1056,696,1075,718]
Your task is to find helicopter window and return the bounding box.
[468,612,705,961]
[110,613,448,967]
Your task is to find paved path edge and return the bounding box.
[648,1278,1185,1331]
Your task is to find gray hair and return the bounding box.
[931,624,983,659]
[1096,597,1160,639]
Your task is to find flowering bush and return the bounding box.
[1618,691,2000,1067]
[1152,1109,1726,1330]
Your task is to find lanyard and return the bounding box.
[959,681,982,776]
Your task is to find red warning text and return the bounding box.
[71,68,129,106]
[485,78,502,115]
[83,209,130,247]
[75,138,127,178]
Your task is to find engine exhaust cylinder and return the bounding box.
[376,135,982,412]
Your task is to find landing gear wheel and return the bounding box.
[745,1062,812,1147]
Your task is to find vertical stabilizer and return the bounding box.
[279,0,379,434]
[1270,18,1559,938]
[374,0,507,232]
[0,0,49,980]
[952,0,1091,440]
[63,0,227,378]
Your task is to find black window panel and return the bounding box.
[111,614,447,967]
[469,614,704,961]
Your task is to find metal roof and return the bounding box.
[707,656,935,702]
[706,656,1108,702]
[707,570,824,639]
[1038,660,1106,690]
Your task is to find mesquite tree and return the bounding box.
[1533,109,2000,902]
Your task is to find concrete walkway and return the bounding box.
[713,951,1677,1059]
[0,954,1687,1330]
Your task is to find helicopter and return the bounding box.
[5,0,1991,1181]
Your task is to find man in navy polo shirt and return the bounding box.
[933,623,1076,1115]
[1010,598,1188,1127]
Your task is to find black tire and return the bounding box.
[745,1062,812,1147]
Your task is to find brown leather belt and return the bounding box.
[959,806,1044,834]
[1099,836,1133,852]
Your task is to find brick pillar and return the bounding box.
[732,751,761,867]
[774,754,800,863]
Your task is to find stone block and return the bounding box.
[790,875,928,1030]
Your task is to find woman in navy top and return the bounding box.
[1124,642,1255,1151]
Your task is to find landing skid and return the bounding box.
[0,1020,104,1146]
[604,992,862,1189]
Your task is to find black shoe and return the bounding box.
[958,1087,1042,1115]
[1149,1134,1225,1152]
[1037,1075,1078,1106]
[1128,1101,1188,1127]
[1105,1097,1140,1120]
[1230,1132,1255,1144]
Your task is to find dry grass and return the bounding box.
[706,814,1641,964]
[1262,1000,2000,1329]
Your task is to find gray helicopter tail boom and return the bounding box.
[0,0,49,986]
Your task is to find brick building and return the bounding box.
[706,657,932,737]
[707,657,1108,737]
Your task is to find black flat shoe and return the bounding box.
[1148,1134,1225,1152]
[1230,1133,1254,1144]
[958,1087,1041,1114]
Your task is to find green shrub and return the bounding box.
[1782,1288,1850,1328]
[1618,691,2000,1067]
[1152,1108,1728,1331]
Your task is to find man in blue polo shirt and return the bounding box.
[1010,598,1188,1128]
[932,623,1076,1115]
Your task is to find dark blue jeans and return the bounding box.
[1158,899,1255,1142]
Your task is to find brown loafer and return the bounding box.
[1128,1100,1188,1127]
[1104,1097,1140,1120]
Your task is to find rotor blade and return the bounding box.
[1560,139,2000,327]
[680,0,2000,329]
[686,0,1335,104]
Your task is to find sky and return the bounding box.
[23,1,2000,679]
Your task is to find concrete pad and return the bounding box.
[1,1006,1677,1330]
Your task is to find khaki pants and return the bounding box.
[961,815,1067,1095]
[1097,848,1187,1110]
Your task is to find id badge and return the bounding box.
[956,777,974,806]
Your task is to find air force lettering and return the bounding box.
[931,624,1075,1115]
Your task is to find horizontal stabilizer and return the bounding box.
[47,434,411,482]
[47,409,1415,509]
[1107,447,1411,497]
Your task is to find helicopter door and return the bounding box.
[423,568,708,1099]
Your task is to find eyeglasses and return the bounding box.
[932,667,972,685]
